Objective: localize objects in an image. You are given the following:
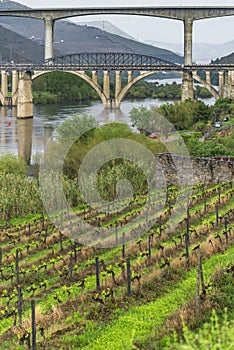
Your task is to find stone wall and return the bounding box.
[156,153,234,186]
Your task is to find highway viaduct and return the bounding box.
[1,6,234,115]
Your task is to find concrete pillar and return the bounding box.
[1,71,8,97]
[206,71,211,85]
[0,70,8,105]
[17,72,33,119]
[184,18,193,66]
[225,70,234,99]
[12,70,19,106]
[103,70,111,107]
[181,71,194,101]
[182,18,194,101]
[44,16,54,61]
[128,71,133,84]
[219,71,224,98]
[92,71,98,84]
[17,118,33,165]
[115,70,122,98]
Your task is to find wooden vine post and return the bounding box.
[202,184,207,213]
[115,223,118,245]
[42,206,45,228]
[17,285,22,326]
[15,248,20,285]
[185,208,190,269]
[69,253,73,282]
[59,232,63,252]
[31,299,36,350]
[122,232,125,259]
[126,257,131,296]
[195,249,205,314]
[74,240,78,262]
[0,247,2,266]
[159,215,162,240]
[95,257,100,291]
[148,235,151,262]
[224,217,228,244]
[215,201,219,227]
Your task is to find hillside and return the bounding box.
[212,51,234,64]
[0,25,45,63]
[147,39,234,63]
[0,1,183,64]
[0,163,233,349]
[77,20,137,41]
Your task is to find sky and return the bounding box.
[16,1,234,44]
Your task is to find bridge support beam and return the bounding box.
[0,71,9,106]
[181,71,194,101]
[92,70,98,84]
[206,71,211,85]
[219,71,225,98]
[112,70,122,109]
[44,16,54,60]
[103,70,111,108]
[12,70,19,106]
[182,18,194,101]
[17,72,33,119]
[184,18,193,66]
[224,70,234,99]
[128,71,133,84]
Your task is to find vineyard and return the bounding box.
[0,179,233,350]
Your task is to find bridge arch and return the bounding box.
[192,72,220,99]
[32,70,109,106]
[115,71,159,108]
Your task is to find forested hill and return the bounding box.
[0,1,183,64]
[212,52,234,64]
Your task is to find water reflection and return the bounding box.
[17,118,33,165]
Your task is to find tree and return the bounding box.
[56,114,98,142]
[129,106,155,133]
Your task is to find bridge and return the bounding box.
[1,6,234,63]
[1,6,234,114]
[1,52,234,114]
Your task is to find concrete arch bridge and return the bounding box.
[0,52,233,117]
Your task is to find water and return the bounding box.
[0,93,215,162]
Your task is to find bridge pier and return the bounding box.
[44,16,54,60]
[92,70,98,84]
[182,18,194,101]
[0,71,10,106]
[206,71,211,85]
[224,70,234,99]
[128,71,133,83]
[112,70,122,109]
[12,70,19,106]
[17,72,33,119]
[184,18,193,66]
[181,72,194,101]
[103,70,111,108]
[219,71,225,98]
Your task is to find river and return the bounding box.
[0,92,215,163]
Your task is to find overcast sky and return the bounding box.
[17,1,234,44]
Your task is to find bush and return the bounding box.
[0,153,28,176]
[167,309,234,350]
